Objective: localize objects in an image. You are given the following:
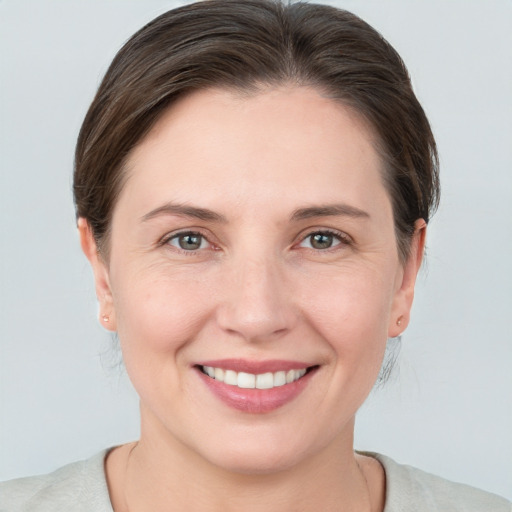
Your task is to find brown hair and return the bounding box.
[74,0,439,261]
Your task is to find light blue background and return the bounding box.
[1,0,511,500]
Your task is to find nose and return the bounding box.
[216,256,296,343]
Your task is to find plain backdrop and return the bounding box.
[1,0,511,501]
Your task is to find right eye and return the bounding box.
[166,231,209,251]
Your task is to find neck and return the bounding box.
[108,410,374,512]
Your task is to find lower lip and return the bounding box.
[196,367,317,414]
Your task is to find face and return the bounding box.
[81,86,424,474]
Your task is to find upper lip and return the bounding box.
[195,358,314,374]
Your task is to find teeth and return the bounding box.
[202,366,308,389]
[256,372,273,389]
[237,372,256,388]
[224,370,237,386]
[273,371,286,387]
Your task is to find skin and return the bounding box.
[80,86,426,511]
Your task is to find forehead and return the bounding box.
[120,86,389,218]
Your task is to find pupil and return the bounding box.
[179,234,201,250]
[311,233,332,249]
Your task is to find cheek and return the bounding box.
[113,269,216,358]
[300,265,394,336]
[111,269,221,414]
[297,266,394,376]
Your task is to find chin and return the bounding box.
[208,443,305,475]
[191,422,328,476]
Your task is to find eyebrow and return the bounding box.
[290,204,370,221]
[141,201,369,224]
[141,202,228,223]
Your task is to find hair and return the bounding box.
[74,0,439,262]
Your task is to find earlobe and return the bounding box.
[388,219,427,338]
[78,218,117,331]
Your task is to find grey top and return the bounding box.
[1,449,510,511]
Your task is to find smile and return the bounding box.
[195,360,318,413]
[200,366,307,389]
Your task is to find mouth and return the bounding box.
[197,365,315,390]
[194,360,319,413]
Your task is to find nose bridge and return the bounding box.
[217,249,294,342]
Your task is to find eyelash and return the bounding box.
[159,228,352,254]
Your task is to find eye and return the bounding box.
[167,231,209,251]
[299,231,347,250]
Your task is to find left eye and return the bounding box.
[167,232,208,251]
[299,231,343,250]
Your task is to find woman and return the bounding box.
[1,1,510,510]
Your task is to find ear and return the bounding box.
[78,218,117,331]
[388,219,427,338]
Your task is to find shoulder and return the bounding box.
[0,450,113,512]
[368,452,512,512]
